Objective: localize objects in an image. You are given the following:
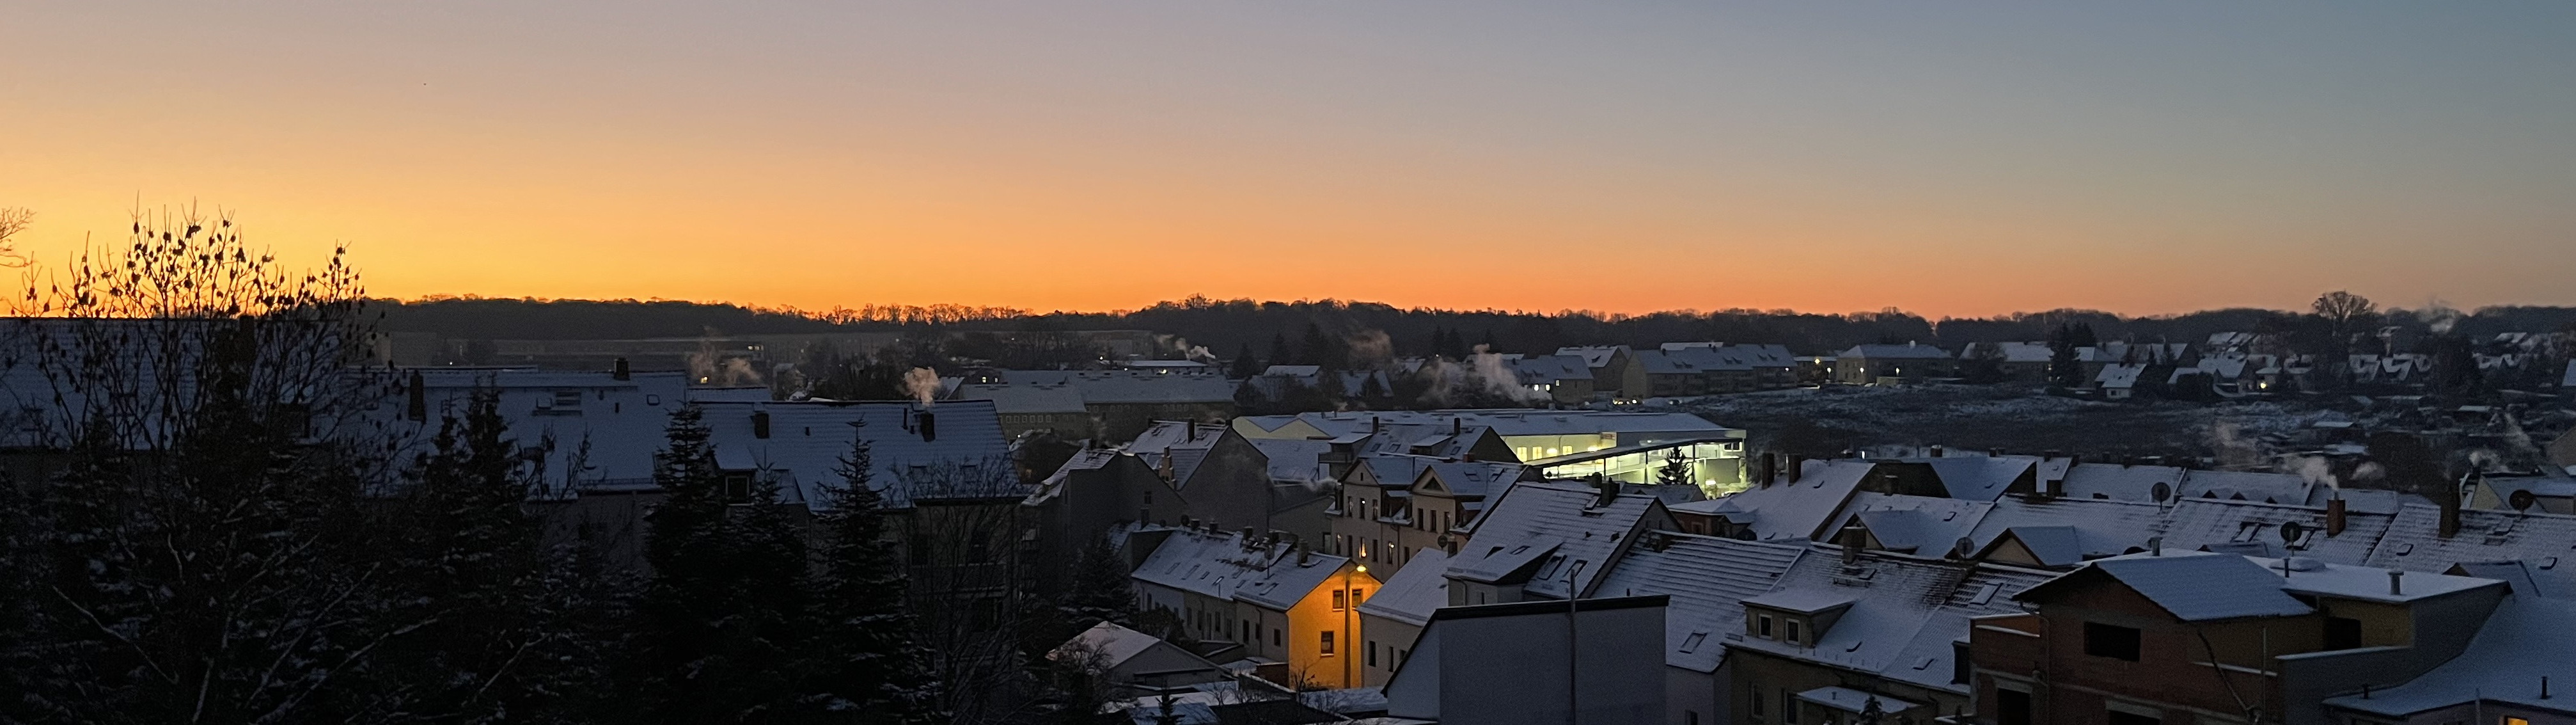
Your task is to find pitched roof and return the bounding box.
[1553,346,1628,368]
[964,369,1236,406]
[1590,535,1805,672]
[699,400,1017,509]
[2022,554,2313,621]
[2156,497,2391,566]
[1838,343,1952,360]
[1688,459,1876,541]
[1918,456,2033,501]
[1965,497,2169,566]
[1830,493,1992,555]
[2325,596,2576,717]
[1133,527,1331,607]
[1447,481,1660,598]
[1053,621,1193,671]
[1355,550,1452,627]
[2368,502,2576,573]
[1728,550,2052,690]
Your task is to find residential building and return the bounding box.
[1509,354,1599,404]
[1834,343,1955,385]
[1727,544,2055,725]
[1973,552,2507,725]
[1239,409,1748,488]
[950,369,1236,442]
[1442,479,1676,607]
[1129,525,1381,689]
[1959,341,2056,383]
[1589,532,1808,725]
[1556,346,1651,400]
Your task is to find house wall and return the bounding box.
[1975,584,2300,725]
[1729,648,1956,725]
[1176,431,1280,536]
[1237,562,1376,689]
[2275,586,2506,725]
[1431,603,1667,724]
[1357,611,1423,689]
[1665,664,1727,725]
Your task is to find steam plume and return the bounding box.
[904,367,941,406]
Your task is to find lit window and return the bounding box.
[1321,630,1336,656]
[1333,590,1347,610]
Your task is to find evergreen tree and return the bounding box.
[1300,323,1340,370]
[1656,448,1694,488]
[641,403,820,722]
[1268,333,1293,368]
[1062,539,1137,630]
[1229,342,1262,378]
[805,419,941,721]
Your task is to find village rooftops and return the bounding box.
[952,369,1235,406]
[1727,548,2053,694]
[1590,533,1805,672]
[1238,409,1733,440]
[1680,458,1875,541]
[2368,502,2576,573]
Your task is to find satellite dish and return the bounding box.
[2150,482,2172,503]
[2511,490,2539,513]
[2279,521,2307,545]
[1951,537,1977,559]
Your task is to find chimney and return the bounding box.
[2148,536,2162,556]
[1929,445,1944,458]
[751,408,771,439]
[2439,477,2464,539]
[916,410,938,443]
[1788,456,1807,484]
[1297,544,1311,566]
[2326,497,2348,537]
[1241,527,1257,546]
[1839,522,1867,564]
[1593,477,1619,507]
[611,356,631,381]
[1441,535,1458,556]
[1452,418,1462,435]
[1372,416,1383,434]
[2388,570,2405,596]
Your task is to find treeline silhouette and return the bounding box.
[382,295,2576,356]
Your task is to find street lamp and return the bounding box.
[1344,563,1367,689]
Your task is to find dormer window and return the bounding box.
[1784,620,1802,646]
[1757,614,1774,638]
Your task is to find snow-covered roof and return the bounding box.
[2157,497,2390,566]
[1552,346,1628,368]
[2563,360,2576,387]
[700,400,1017,509]
[1830,493,1992,555]
[2446,560,2576,600]
[2022,553,2313,621]
[1693,459,1876,541]
[1728,550,2052,692]
[1918,456,2034,501]
[2368,503,2576,573]
[1418,461,1527,501]
[1133,527,1345,609]
[1508,355,1593,385]
[1052,621,1178,671]
[2325,596,2576,718]
[960,369,1236,406]
[1255,409,1732,440]
[1447,481,1660,598]
[1965,497,2170,567]
[1798,687,1921,715]
[1838,343,1952,360]
[2057,463,2187,502]
[2176,469,2313,505]
[2093,363,2149,390]
[1246,437,1335,485]
[1590,534,1805,672]
[1355,550,1451,627]
[950,382,1089,415]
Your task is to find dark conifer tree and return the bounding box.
[805,419,942,721]
[1229,342,1262,378]
[1268,333,1293,368]
[641,404,820,722]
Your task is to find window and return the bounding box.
[1272,628,1281,646]
[1782,690,1799,724]
[1750,681,1765,718]
[2104,711,2159,725]
[1757,614,1775,638]
[1321,630,1336,656]
[1333,590,1347,610]
[1785,620,1802,646]
[1350,587,1367,607]
[2084,622,2142,662]
[1368,642,1379,667]
[1995,689,2031,725]
[551,390,583,409]
[1679,632,1708,654]
[1952,642,1972,685]
[1686,712,1700,725]
[1242,621,1253,643]
[2324,616,2362,651]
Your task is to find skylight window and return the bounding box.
[1678,632,1708,654]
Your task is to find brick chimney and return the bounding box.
[611,356,631,381]
[1839,522,1867,564]
[2438,475,2465,539]
[1592,477,1618,508]
[1788,456,1807,484]
[2326,497,2348,537]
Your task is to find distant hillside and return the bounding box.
[375,296,2576,357]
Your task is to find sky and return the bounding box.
[4,2,2573,319]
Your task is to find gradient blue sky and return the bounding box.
[4,2,2572,316]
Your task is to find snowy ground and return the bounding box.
[1665,383,2324,461]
